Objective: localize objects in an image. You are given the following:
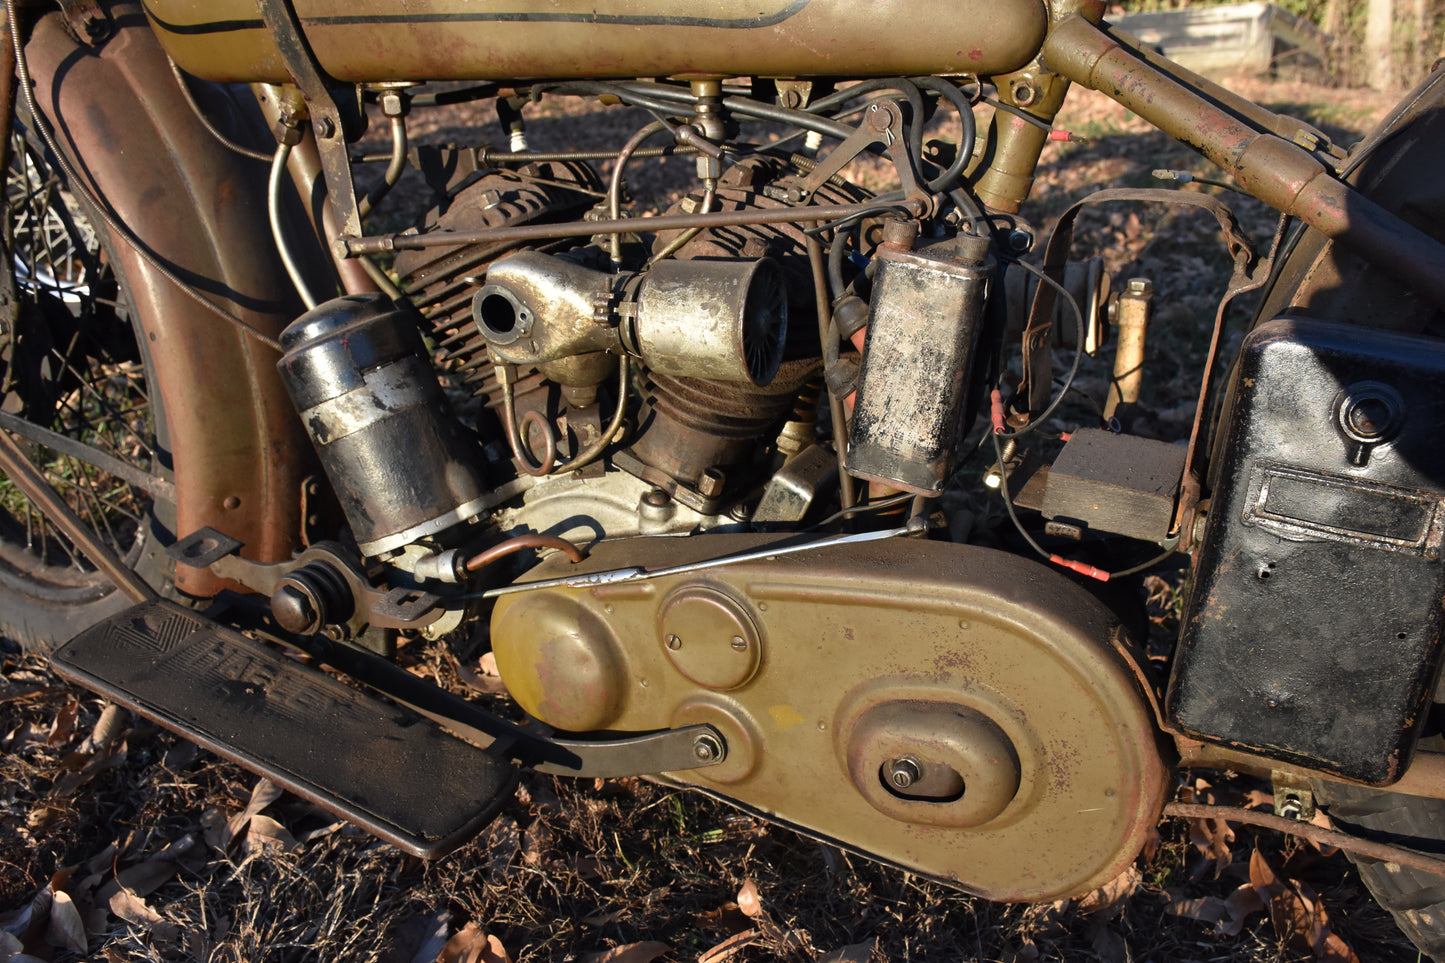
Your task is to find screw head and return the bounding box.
[666,634,682,650]
[885,756,922,790]
[730,636,748,651]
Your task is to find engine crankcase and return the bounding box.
[491,534,1168,900]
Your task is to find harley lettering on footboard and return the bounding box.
[4,0,1445,955]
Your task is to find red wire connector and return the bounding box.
[1048,129,1087,144]
[1049,555,1111,582]
[990,388,1007,434]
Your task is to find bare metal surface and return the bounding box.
[492,534,1167,900]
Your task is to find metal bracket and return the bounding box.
[255,0,364,237]
[291,628,728,777]
[799,96,930,210]
[58,0,111,45]
[168,528,445,632]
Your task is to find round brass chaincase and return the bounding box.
[490,534,1168,901]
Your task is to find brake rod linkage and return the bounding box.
[467,526,912,600]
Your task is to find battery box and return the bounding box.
[1166,317,1445,784]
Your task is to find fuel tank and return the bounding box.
[142,0,1049,84]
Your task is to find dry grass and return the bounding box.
[1,76,1425,963]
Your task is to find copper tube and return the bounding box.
[337,199,927,257]
[464,533,584,572]
[1164,802,1445,879]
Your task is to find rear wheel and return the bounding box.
[1313,777,1445,961]
[0,126,171,653]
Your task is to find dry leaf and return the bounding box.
[736,879,762,918]
[1221,882,1266,936]
[46,699,79,746]
[108,886,179,942]
[1187,813,1235,878]
[227,778,284,840]
[816,939,876,963]
[697,929,759,963]
[1165,895,1229,927]
[1075,865,1140,916]
[44,891,87,954]
[241,814,298,853]
[582,941,670,963]
[438,921,511,963]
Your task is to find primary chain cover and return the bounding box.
[491,534,1168,900]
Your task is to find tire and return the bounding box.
[1313,778,1445,961]
[0,125,173,654]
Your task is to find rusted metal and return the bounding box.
[276,294,491,558]
[338,198,928,258]
[25,5,310,595]
[143,0,1048,84]
[1178,741,1445,801]
[491,532,1168,901]
[1163,802,1445,879]
[1042,13,1445,315]
[846,234,992,495]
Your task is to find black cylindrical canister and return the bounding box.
[277,294,489,556]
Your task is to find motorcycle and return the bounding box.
[4,0,1445,955]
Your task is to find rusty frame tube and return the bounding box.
[25,4,310,594]
[0,428,157,604]
[337,198,927,257]
[1178,740,1445,801]
[1042,14,1445,315]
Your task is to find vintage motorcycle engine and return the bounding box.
[268,110,1169,901]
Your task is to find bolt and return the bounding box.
[1006,229,1033,254]
[666,634,682,650]
[271,584,319,635]
[480,189,502,210]
[314,116,336,140]
[693,733,724,763]
[1125,277,1153,297]
[1278,794,1303,821]
[730,636,748,651]
[885,756,922,790]
[698,468,726,499]
[643,488,670,508]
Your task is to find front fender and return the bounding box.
[25,3,313,594]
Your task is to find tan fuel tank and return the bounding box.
[142,0,1048,84]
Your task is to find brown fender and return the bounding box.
[25,4,312,595]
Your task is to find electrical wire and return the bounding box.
[809,492,912,530]
[996,258,1085,440]
[167,56,273,162]
[5,0,284,352]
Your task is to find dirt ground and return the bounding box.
[0,70,1428,963]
